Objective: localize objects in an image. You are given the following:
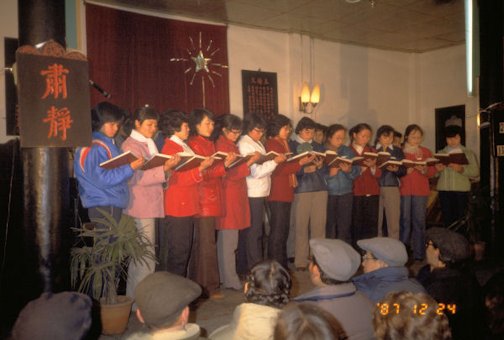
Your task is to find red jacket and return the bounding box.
[351,145,381,196]
[162,138,202,217]
[400,145,436,196]
[215,135,251,230]
[266,138,301,202]
[188,135,225,217]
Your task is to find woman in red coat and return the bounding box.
[187,108,237,298]
[158,110,213,277]
[265,114,314,268]
[214,114,260,290]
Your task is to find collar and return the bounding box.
[353,266,409,282]
[130,129,159,156]
[295,134,312,144]
[170,135,194,154]
[352,143,364,155]
[150,323,200,339]
[294,283,356,302]
[375,143,393,152]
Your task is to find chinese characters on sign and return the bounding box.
[242,70,278,121]
[16,43,91,147]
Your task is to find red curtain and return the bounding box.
[85,4,229,115]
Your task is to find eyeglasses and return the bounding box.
[253,128,265,134]
[227,129,242,135]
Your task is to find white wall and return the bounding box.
[0,1,476,157]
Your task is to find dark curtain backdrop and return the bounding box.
[85,4,230,115]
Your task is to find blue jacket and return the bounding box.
[288,139,327,193]
[74,131,134,209]
[325,145,359,196]
[376,145,406,187]
[352,266,425,303]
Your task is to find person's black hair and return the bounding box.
[403,124,424,143]
[159,109,189,137]
[311,256,346,285]
[393,130,403,138]
[210,113,243,141]
[267,114,292,138]
[189,108,215,136]
[243,112,267,134]
[274,302,348,340]
[374,125,395,146]
[91,101,126,131]
[326,124,347,140]
[245,260,291,309]
[349,123,372,142]
[444,125,462,138]
[133,105,159,124]
[294,117,317,134]
[315,123,328,133]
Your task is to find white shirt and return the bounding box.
[237,135,277,198]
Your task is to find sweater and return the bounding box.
[436,145,479,192]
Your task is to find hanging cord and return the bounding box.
[0,140,18,291]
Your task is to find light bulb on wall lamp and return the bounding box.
[299,83,320,114]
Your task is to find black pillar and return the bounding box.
[18,0,70,297]
[478,0,504,257]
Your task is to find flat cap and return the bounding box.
[357,237,408,267]
[135,272,202,328]
[426,227,470,263]
[310,238,360,281]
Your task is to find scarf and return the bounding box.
[130,129,158,157]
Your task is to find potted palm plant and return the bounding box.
[70,211,155,335]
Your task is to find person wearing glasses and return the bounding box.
[352,237,425,303]
[237,113,286,275]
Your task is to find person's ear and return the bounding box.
[179,306,189,325]
[134,119,142,129]
[136,309,145,324]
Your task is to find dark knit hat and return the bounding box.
[357,237,408,267]
[310,238,361,281]
[135,272,202,328]
[11,292,92,340]
[426,227,470,263]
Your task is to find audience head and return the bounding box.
[244,260,291,309]
[211,113,243,142]
[425,227,470,269]
[349,123,372,146]
[375,124,395,147]
[313,123,328,144]
[11,292,92,340]
[91,101,127,136]
[267,114,292,139]
[444,125,463,148]
[132,105,159,139]
[309,238,360,286]
[159,109,190,140]
[274,302,348,340]
[243,112,267,142]
[189,108,215,138]
[404,124,424,147]
[358,237,408,274]
[373,291,452,340]
[294,117,317,141]
[483,270,504,336]
[326,124,347,149]
[135,271,202,330]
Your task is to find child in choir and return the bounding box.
[121,106,180,301]
[266,114,314,269]
[237,113,286,275]
[158,110,214,278]
[314,123,328,145]
[435,125,479,227]
[325,124,359,244]
[289,117,327,271]
[375,125,406,239]
[350,123,380,244]
[213,114,260,290]
[393,130,403,148]
[187,108,237,298]
[400,124,436,261]
[74,102,144,226]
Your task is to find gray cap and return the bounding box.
[135,271,202,328]
[426,227,470,263]
[357,237,408,267]
[310,238,360,281]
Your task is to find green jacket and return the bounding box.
[436,145,479,192]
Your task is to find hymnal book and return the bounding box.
[330,156,364,168]
[379,158,403,168]
[174,152,206,171]
[323,150,338,165]
[99,151,138,169]
[376,151,392,167]
[140,153,173,171]
[286,151,311,162]
[433,152,469,165]
[255,151,280,165]
[402,158,439,168]
[227,153,255,169]
[211,151,228,160]
[353,152,378,167]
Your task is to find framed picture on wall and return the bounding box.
[435,105,466,151]
[241,70,278,121]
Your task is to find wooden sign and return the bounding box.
[16,41,91,147]
[242,70,278,121]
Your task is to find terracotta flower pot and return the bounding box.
[100,295,133,335]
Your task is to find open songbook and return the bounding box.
[433,151,469,165]
[99,151,138,169]
[402,158,439,168]
[174,152,207,171]
[140,153,173,171]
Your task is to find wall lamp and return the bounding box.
[299,82,320,114]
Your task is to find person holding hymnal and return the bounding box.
[74,102,145,228]
[434,125,479,227]
[121,106,180,303]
